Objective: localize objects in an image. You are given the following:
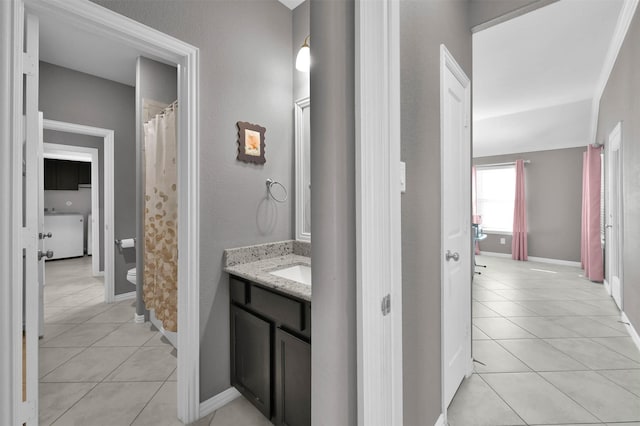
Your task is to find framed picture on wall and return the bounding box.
[237,121,266,164]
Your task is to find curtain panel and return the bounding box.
[581,146,604,282]
[511,159,528,260]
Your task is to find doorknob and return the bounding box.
[445,250,460,262]
[38,250,54,261]
[605,224,613,229]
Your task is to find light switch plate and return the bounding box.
[500,237,506,245]
[400,161,406,193]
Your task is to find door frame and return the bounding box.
[605,121,624,309]
[43,120,113,288]
[440,44,472,424]
[7,0,201,423]
[355,0,403,424]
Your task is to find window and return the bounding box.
[476,166,516,233]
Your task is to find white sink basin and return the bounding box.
[269,264,311,286]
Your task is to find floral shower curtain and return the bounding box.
[143,103,178,332]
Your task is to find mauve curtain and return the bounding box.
[472,166,480,254]
[581,146,604,282]
[143,105,178,332]
[512,159,528,260]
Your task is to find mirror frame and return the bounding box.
[295,97,311,242]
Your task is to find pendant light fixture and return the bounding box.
[295,35,310,72]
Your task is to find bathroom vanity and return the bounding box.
[224,241,311,426]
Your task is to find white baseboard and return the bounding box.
[621,311,640,353]
[478,251,511,259]
[527,256,581,268]
[604,279,612,295]
[199,387,241,418]
[114,291,136,302]
[434,413,445,426]
[134,313,145,324]
[479,252,581,268]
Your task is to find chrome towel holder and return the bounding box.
[266,179,287,203]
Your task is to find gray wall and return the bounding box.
[310,1,356,424]
[473,147,584,262]
[40,62,136,295]
[90,0,294,401]
[135,57,178,317]
[43,132,104,266]
[596,7,640,331]
[400,1,471,424]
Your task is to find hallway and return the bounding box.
[39,257,267,426]
[448,255,640,425]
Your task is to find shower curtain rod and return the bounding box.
[474,160,531,169]
[146,100,178,123]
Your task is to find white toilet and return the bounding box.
[126,268,137,286]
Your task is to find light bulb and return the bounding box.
[296,45,310,72]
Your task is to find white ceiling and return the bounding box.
[39,12,150,87]
[278,0,305,10]
[473,0,625,157]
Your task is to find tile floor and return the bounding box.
[40,257,267,426]
[448,255,640,426]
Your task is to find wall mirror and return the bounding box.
[295,97,310,242]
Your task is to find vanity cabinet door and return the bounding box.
[230,305,272,418]
[274,328,311,426]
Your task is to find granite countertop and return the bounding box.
[223,240,311,302]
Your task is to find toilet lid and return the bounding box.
[127,268,136,277]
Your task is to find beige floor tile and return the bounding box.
[599,370,640,397]
[41,346,137,382]
[40,323,120,347]
[39,347,85,378]
[541,371,640,423]
[106,346,176,382]
[473,317,536,339]
[131,382,182,426]
[52,381,163,426]
[447,375,525,426]
[545,338,640,370]
[39,382,97,426]
[86,301,136,323]
[93,322,158,347]
[210,396,273,426]
[473,340,530,373]
[482,372,599,424]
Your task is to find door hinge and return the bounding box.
[22,52,37,76]
[381,294,391,316]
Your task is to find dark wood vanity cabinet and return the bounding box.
[275,328,311,426]
[229,276,311,426]
[230,305,272,418]
[44,159,91,190]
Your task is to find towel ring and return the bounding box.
[266,179,287,203]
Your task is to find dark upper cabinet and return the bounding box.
[77,162,91,185]
[44,159,90,190]
[230,305,272,419]
[274,328,311,426]
[44,159,57,190]
[56,160,79,190]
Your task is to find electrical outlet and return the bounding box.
[500,237,506,245]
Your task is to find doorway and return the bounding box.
[606,121,623,310]
[9,1,201,424]
[440,44,472,414]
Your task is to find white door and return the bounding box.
[441,45,472,409]
[607,122,623,310]
[38,113,46,338]
[20,10,41,425]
